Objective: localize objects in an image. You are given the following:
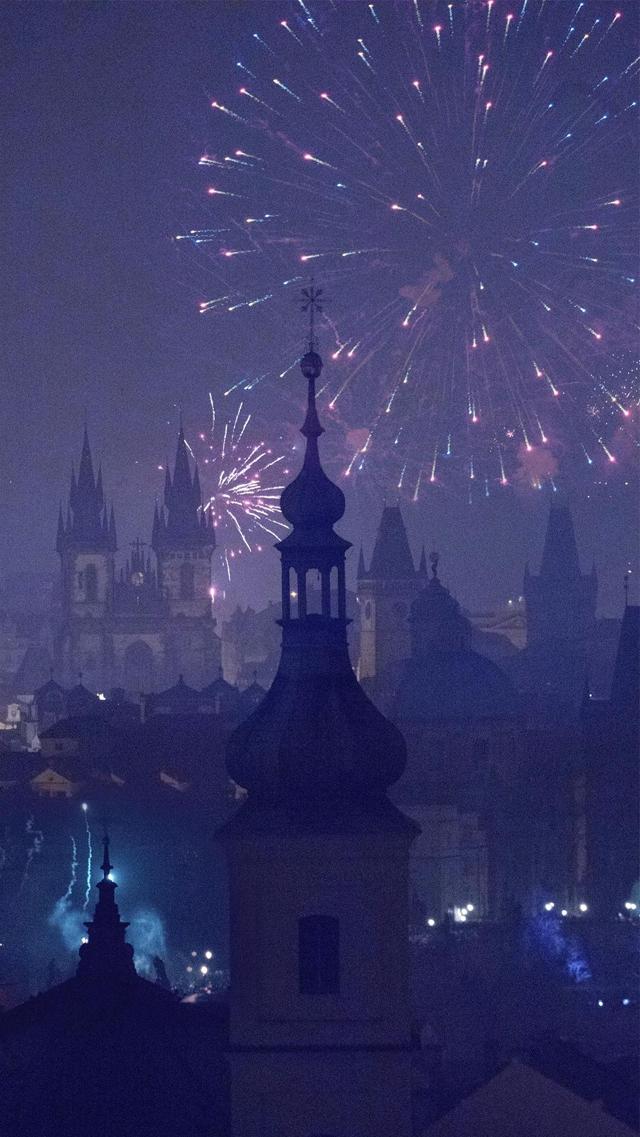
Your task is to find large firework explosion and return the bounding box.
[177,0,638,499]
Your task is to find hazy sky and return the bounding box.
[1,3,637,616]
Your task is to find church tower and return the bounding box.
[55,429,116,687]
[218,300,418,1137]
[152,424,215,617]
[524,497,597,647]
[357,504,421,683]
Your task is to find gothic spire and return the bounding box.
[153,424,214,551]
[58,430,114,551]
[369,505,416,579]
[539,497,582,580]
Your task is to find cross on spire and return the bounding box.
[301,280,323,352]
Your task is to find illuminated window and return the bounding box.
[298,915,340,995]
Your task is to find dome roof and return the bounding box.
[280,462,345,530]
[226,622,408,804]
[393,649,519,722]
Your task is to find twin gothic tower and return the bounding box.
[55,426,220,693]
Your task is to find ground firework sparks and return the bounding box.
[180,0,638,498]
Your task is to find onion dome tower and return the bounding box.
[225,288,409,813]
[218,288,417,1137]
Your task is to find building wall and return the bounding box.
[225,829,414,1137]
[357,578,420,680]
[157,548,212,618]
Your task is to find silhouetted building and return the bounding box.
[55,427,220,694]
[580,602,640,917]
[524,498,597,647]
[391,554,523,919]
[357,504,425,689]
[217,335,418,1135]
[0,835,230,1136]
[514,497,598,708]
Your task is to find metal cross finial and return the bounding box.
[301,280,323,352]
[624,570,630,606]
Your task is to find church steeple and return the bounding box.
[77,834,136,982]
[225,292,408,809]
[152,424,214,550]
[539,496,582,581]
[218,302,417,1137]
[523,496,597,646]
[58,429,115,552]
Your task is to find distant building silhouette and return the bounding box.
[580,602,639,917]
[55,427,220,694]
[524,497,597,647]
[391,553,523,920]
[357,504,424,686]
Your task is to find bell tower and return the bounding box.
[57,428,116,619]
[357,504,421,682]
[218,290,418,1137]
[55,429,116,687]
[152,423,215,618]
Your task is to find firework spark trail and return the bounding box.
[82,803,93,910]
[63,835,78,904]
[181,0,638,496]
[21,815,43,889]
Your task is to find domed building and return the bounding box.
[391,554,525,922]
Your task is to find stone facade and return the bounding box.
[55,429,220,694]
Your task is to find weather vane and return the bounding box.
[300,279,323,353]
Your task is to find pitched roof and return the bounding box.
[368,505,415,579]
[423,1061,635,1137]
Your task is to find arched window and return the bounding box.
[298,915,340,995]
[84,563,98,602]
[179,562,195,601]
[364,601,372,622]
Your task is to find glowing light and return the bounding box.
[544,901,555,911]
[579,903,588,913]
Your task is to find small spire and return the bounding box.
[430,550,439,579]
[418,545,428,576]
[624,570,630,607]
[101,831,112,880]
[357,544,366,578]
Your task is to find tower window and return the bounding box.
[179,562,195,600]
[364,601,372,621]
[298,915,340,995]
[84,564,98,602]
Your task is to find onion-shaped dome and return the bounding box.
[226,627,407,804]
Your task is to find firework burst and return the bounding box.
[196,396,289,580]
[179,0,639,498]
